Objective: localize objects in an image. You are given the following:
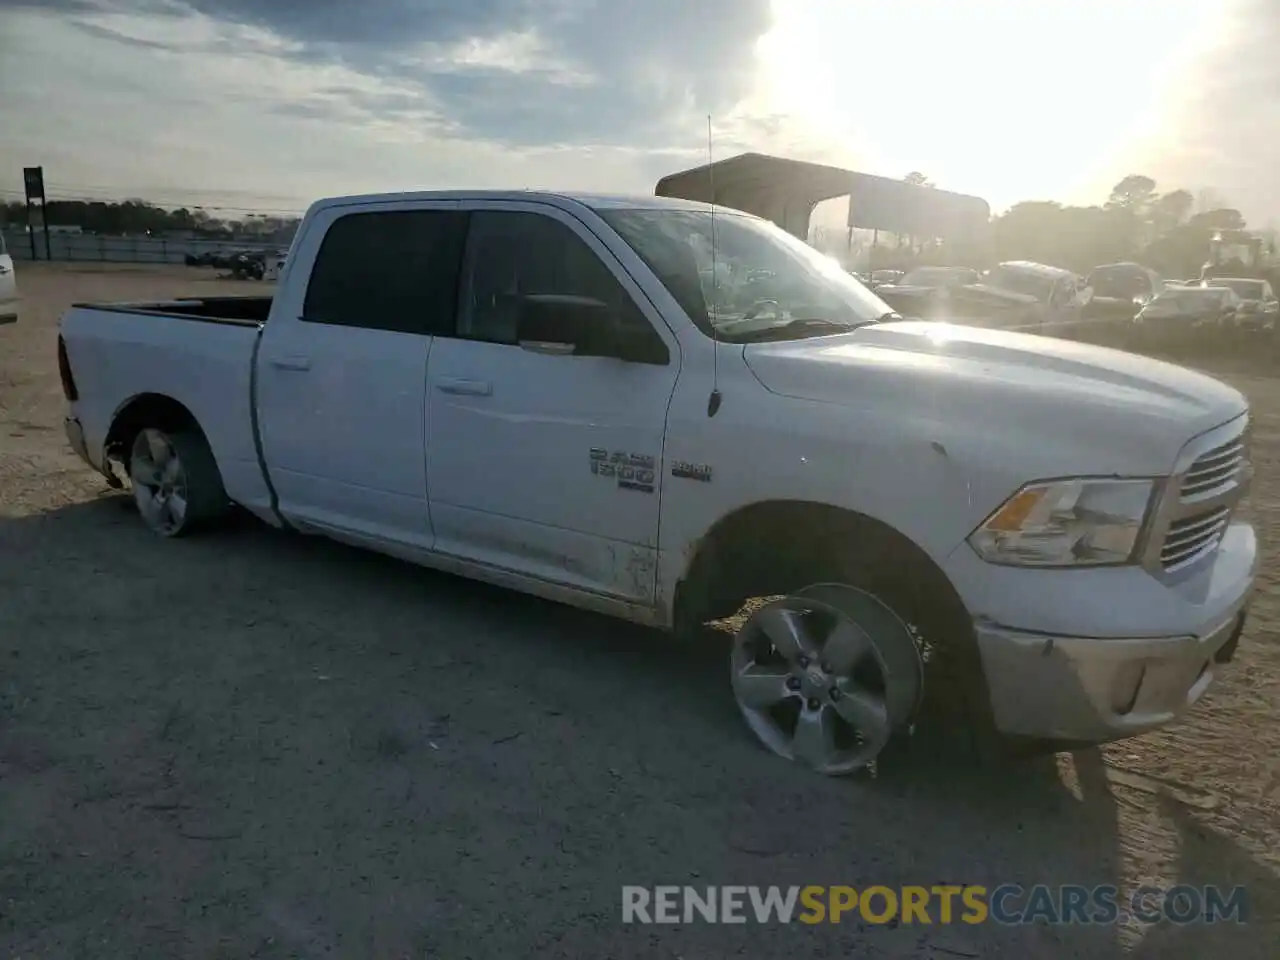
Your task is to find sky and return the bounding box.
[0,0,1276,225]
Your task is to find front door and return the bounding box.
[425,202,679,602]
[256,202,467,549]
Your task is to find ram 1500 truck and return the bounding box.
[58,191,1257,775]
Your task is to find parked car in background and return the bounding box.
[0,231,18,324]
[228,250,266,280]
[940,261,1089,332]
[1083,262,1163,323]
[263,250,287,282]
[873,266,982,319]
[1135,285,1242,341]
[1205,277,1279,332]
[860,269,904,289]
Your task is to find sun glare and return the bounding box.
[755,0,1230,208]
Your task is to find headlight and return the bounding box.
[968,478,1155,567]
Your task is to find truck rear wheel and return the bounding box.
[127,427,228,537]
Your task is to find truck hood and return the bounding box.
[742,320,1247,474]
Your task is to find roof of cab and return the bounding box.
[309,190,729,215]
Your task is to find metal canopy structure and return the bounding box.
[655,151,990,242]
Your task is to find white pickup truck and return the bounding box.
[59,190,1256,775]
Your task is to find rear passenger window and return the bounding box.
[303,209,467,334]
[459,210,653,345]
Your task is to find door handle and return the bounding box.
[0,265,10,274]
[269,355,312,371]
[437,378,493,397]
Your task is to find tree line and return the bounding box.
[987,175,1259,279]
[2,177,1270,281]
[0,199,299,241]
[822,173,1270,282]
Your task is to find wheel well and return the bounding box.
[104,393,203,466]
[674,500,968,632]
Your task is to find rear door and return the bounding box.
[256,202,468,550]
[0,232,17,322]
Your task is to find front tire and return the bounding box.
[730,585,923,776]
[720,522,1001,776]
[128,427,228,537]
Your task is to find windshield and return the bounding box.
[1210,278,1264,300]
[899,267,974,286]
[598,207,895,342]
[982,266,1054,300]
[1088,269,1149,298]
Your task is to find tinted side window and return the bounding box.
[303,209,466,334]
[459,210,653,345]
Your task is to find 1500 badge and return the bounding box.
[590,449,655,493]
[671,461,713,483]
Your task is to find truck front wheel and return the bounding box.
[731,583,924,776]
[690,507,998,775]
[127,427,228,537]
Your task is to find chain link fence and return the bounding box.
[0,229,280,264]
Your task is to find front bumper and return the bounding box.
[1234,312,1275,332]
[976,604,1247,742]
[955,510,1257,743]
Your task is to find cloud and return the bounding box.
[70,19,176,50]
[35,0,773,149]
[2,0,1277,229]
[0,0,763,210]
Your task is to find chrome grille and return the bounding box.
[1180,433,1247,500]
[1161,506,1231,570]
[1153,417,1249,573]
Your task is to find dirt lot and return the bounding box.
[1,262,1278,958]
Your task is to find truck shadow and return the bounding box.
[1,494,1274,958]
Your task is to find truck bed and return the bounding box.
[69,295,273,326]
[59,299,272,516]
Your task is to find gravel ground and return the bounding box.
[1,263,1278,959]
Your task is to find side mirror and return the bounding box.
[517,294,617,357]
[516,294,666,364]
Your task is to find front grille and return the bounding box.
[1161,506,1231,570]
[1180,433,1247,499]
[1156,418,1249,572]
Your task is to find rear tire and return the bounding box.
[127,426,228,537]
